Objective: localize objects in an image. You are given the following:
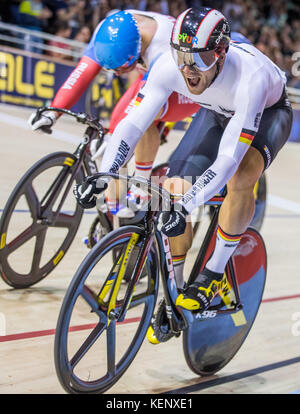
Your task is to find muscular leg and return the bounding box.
[219,147,264,234]
[166,148,264,257]
[162,148,264,290]
[205,147,264,274]
[163,177,193,288]
[134,121,161,173]
[163,177,194,254]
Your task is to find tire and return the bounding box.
[0,152,84,288]
[54,226,159,394]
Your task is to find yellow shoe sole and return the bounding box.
[146,325,160,344]
[175,293,201,310]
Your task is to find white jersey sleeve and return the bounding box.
[99,55,174,174]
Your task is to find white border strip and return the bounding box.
[268,194,300,214]
[0,112,79,145]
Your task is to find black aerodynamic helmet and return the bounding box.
[171,7,231,54]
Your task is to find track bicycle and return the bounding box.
[0,107,267,289]
[54,172,267,394]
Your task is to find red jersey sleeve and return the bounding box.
[51,56,101,111]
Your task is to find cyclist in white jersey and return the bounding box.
[29,9,199,216]
[74,7,293,313]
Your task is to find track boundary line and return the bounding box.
[0,293,299,342]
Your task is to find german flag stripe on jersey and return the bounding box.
[134,92,144,106]
[217,226,242,243]
[239,128,256,146]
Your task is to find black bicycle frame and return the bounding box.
[40,127,98,226]
[155,229,185,334]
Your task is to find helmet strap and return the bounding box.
[209,59,221,87]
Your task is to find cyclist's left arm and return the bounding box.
[178,71,268,213]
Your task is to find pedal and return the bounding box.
[147,299,181,344]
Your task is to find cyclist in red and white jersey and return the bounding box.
[74,7,293,313]
[29,9,199,216]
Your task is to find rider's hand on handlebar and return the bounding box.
[73,178,108,209]
[157,203,188,237]
[28,110,57,134]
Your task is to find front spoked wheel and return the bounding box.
[0,152,84,288]
[54,226,159,394]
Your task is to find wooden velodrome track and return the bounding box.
[0,103,300,394]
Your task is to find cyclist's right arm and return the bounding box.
[51,56,101,110]
[29,44,101,131]
[51,26,104,111]
[99,54,174,175]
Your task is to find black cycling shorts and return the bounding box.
[167,88,293,184]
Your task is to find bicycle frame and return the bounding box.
[35,108,103,225]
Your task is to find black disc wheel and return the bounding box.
[54,225,159,394]
[0,152,84,288]
[183,228,267,376]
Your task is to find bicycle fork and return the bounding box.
[97,231,151,324]
[156,231,184,335]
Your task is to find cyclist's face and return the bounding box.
[180,63,216,94]
[113,60,138,76]
[177,49,225,95]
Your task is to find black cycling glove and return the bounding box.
[73,178,108,209]
[157,203,188,237]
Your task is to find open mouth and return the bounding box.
[186,76,201,88]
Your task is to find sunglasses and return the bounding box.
[172,48,220,72]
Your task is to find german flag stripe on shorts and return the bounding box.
[217,226,242,243]
[239,128,256,146]
[134,92,144,107]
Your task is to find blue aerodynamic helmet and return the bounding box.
[93,11,142,70]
